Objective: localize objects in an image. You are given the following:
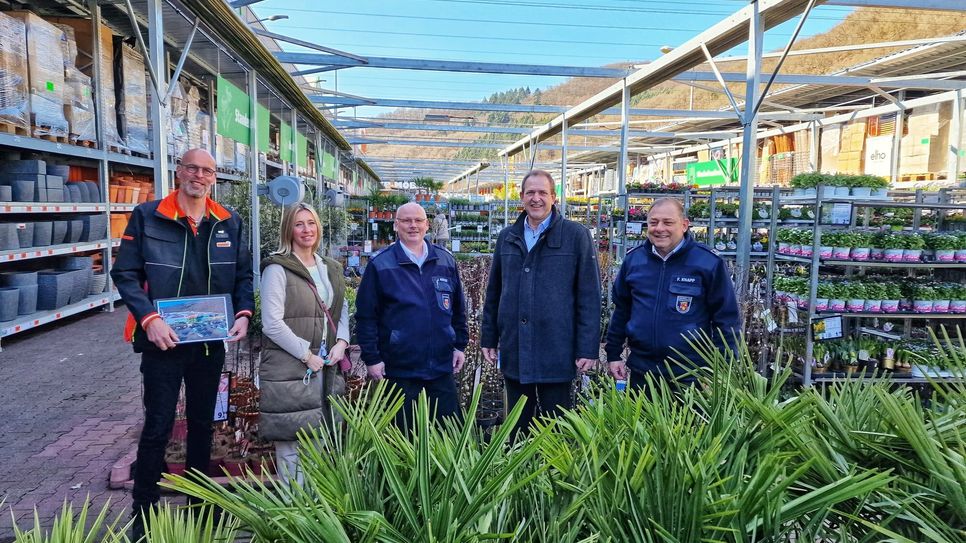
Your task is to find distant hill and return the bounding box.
[362,7,966,164]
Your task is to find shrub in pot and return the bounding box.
[815,283,832,312]
[829,173,852,197]
[790,172,821,197]
[933,283,954,314]
[953,232,966,262]
[825,232,851,260]
[796,228,814,257]
[869,232,887,261]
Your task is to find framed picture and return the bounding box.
[154,294,234,344]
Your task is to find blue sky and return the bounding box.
[254,0,857,116]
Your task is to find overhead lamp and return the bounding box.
[251,14,289,23]
[660,45,674,54]
[424,114,476,123]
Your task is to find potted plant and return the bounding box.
[790,172,821,198]
[869,232,887,261]
[776,228,794,254]
[817,231,835,259]
[956,232,966,262]
[846,282,866,312]
[850,232,873,261]
[933,283,954,314]
[927,233,957,262]
[164,441,186,476]
[797,229,814,257]
[903,233,925,262]
[827,232,852,260]
[828,282,847,312]
[882,233,905,262]
[863,282,885,313]
[952,284,966,314]
[880,283,902,314]
[913,285,936,313]
[815,282,832,312]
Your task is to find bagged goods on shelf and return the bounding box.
[114,41,150,155]
[899,102,952,176]
[0,13,30,132]
[8,11,68,138]
[48,17,122,147]
[167,79,189,159]
[55,24,95,144]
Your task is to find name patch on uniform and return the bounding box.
[215,229,229,239]
[676,296,692,314]
[676,276,697,283]
[216,241,231,248]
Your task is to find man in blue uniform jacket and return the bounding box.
[606,197,740,388]
[356,202,469,424]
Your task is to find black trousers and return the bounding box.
[132,342,224,511]
[386,373,461,429]
[504,377,573,440]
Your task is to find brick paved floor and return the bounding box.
[0,306,142,541]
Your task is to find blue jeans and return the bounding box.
[132,342,224,511]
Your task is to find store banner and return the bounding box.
[216,76,250,145]
[864,135,892,177]
[686,158,738,186]
[322,151,337,179]
[279,122,293,163]
[257,104,270,153]
[297,133,308,167]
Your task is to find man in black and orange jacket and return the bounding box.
[111,149,254,536]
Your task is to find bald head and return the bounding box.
[182,148,215,166]
[395,202,426,220]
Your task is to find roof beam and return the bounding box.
[350,138,681,152]
[498,0,828,157]
[311,96,820,120]
[333,119,734,138]
[276,52,630,78]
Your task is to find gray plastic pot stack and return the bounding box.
[89,272,108,295]
[37,271,72,310]
[15,222,34,249]
[81,214,108,242]
[0,223,17,250]
[11,179,34,202]
[0,271,39,315]
[0,185,11,201]
[0,287,19,321]
[66,219,84,243]
[32,220,52,247]
[51,220,68,245]
[84,182,100,202]
[61,256,94,304]
[66,184,82,203]
[0,287,18,321]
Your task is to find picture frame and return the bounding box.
[154,294,234,344]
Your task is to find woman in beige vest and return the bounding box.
[258,202,349,483]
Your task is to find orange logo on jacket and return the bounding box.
[216,241,231,248]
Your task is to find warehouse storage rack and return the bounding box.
[0,0,377,349]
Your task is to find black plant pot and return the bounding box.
[81,214,107,242]
[67,184,82,203]
[73,182,91,203]
[11,180,34,202]
[475,410,499,429]
[0,185,11,201]
[85,181,100,202]
[0,271,37,287]
[66,219,83,243]
[0,287,19,321]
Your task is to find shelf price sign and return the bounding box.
[812,315,844,342]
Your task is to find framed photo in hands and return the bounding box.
[155,294,234,344]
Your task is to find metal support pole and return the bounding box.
[146,0,169,197]
[618,79,630,260]
[290,110,298,176]
[560,117,568,218]
[502,155,510,228]
[948,90,963,181]
[808,121,819,171]
[248,70,261,285]
[891,91,906,183]
[90,0,115,311]
[735,0,762,305]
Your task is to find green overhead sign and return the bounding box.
[322,151,337,179]
[280,122,293,163]
[686,158,738,186]
[257,104,270,153]
[216,76,250,145]
[297,133,308,167]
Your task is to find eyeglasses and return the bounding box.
[396,218,427,225]
[181,164,216,177]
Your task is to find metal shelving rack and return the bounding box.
[777,189,966,386]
